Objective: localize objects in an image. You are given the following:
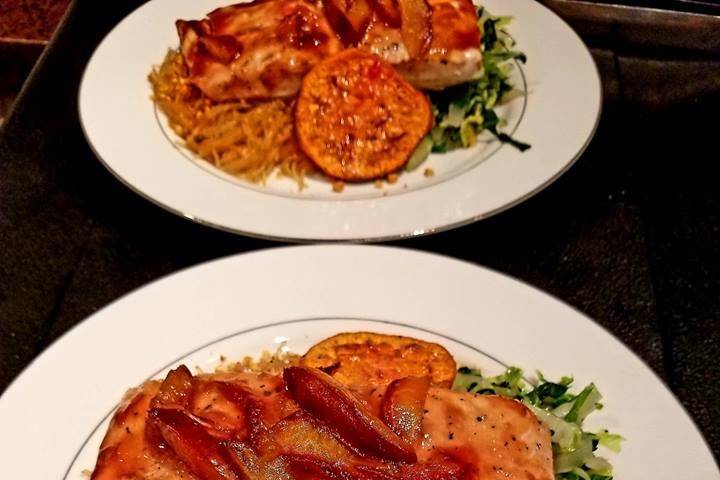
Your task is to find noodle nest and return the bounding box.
[149,50,316,187]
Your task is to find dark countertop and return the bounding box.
[0,0,70,125]
[0,0,718,464]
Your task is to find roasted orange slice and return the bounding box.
[300,332,456,388]
[295,49,433,181]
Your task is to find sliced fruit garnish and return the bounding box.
[226,440,261,480]
[284,453,469,480]
[323,0,374,42]
[371,0,401,25]
[301,332,457,389]
[150,407,239,480]
[398,0,431,58]
[295,49,433,181]
[152,365,194,409]
[283,366,417,463]
[381,376,430,443]
[269,411,354,462]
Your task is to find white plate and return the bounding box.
[79,0,601,241]
[0,246,716,478]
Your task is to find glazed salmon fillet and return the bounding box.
[176,0,342,101]
[91,369,297,480]
[91,364,553,480]
[359,0,483,90]
[176,0,482,101]
[421,389,554,480]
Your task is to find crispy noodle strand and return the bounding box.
[148,50,316,188]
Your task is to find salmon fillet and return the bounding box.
[422,388,555,480]
[176,0,342,101]
[91,366,553,480]
[360,0,483,90]
[175,0,482,101]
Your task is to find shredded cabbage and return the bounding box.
[405,136,434,171]
[590,430,624,453]
[428,7,530,157]
[453,367,622,480]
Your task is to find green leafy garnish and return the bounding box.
[453,367,623,480]
[429,7,530,153]
[405,136,434,171]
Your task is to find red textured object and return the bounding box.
[0,0,70,42]
[283,366,417,463]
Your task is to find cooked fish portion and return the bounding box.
[176,0,342,101]
[422,389,555,480]
[358,0,482,89]
[90,380,189,480]
[91,368,298,480]
[395,46,483,91]
[176,0,481,101]
[92,365,553,480]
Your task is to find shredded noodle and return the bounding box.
[149,50,315,188]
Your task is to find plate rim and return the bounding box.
[77,0,602,242]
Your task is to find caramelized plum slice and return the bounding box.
[371,0,401,25]
[150,407,239,480]
[152,365,194,409]
[381,376,430,443]
[226,440,261,480]
[283,366,416,463]
[285,455,373,480]
[397,457,469,479]
[398,0,431,58]
[323,0,374,42]
[285,453,469,480]
[270,411,354,462]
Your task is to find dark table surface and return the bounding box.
[1,0,718,466]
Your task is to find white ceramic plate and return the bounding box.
[79,0,601,241]
[0,246,717,478]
